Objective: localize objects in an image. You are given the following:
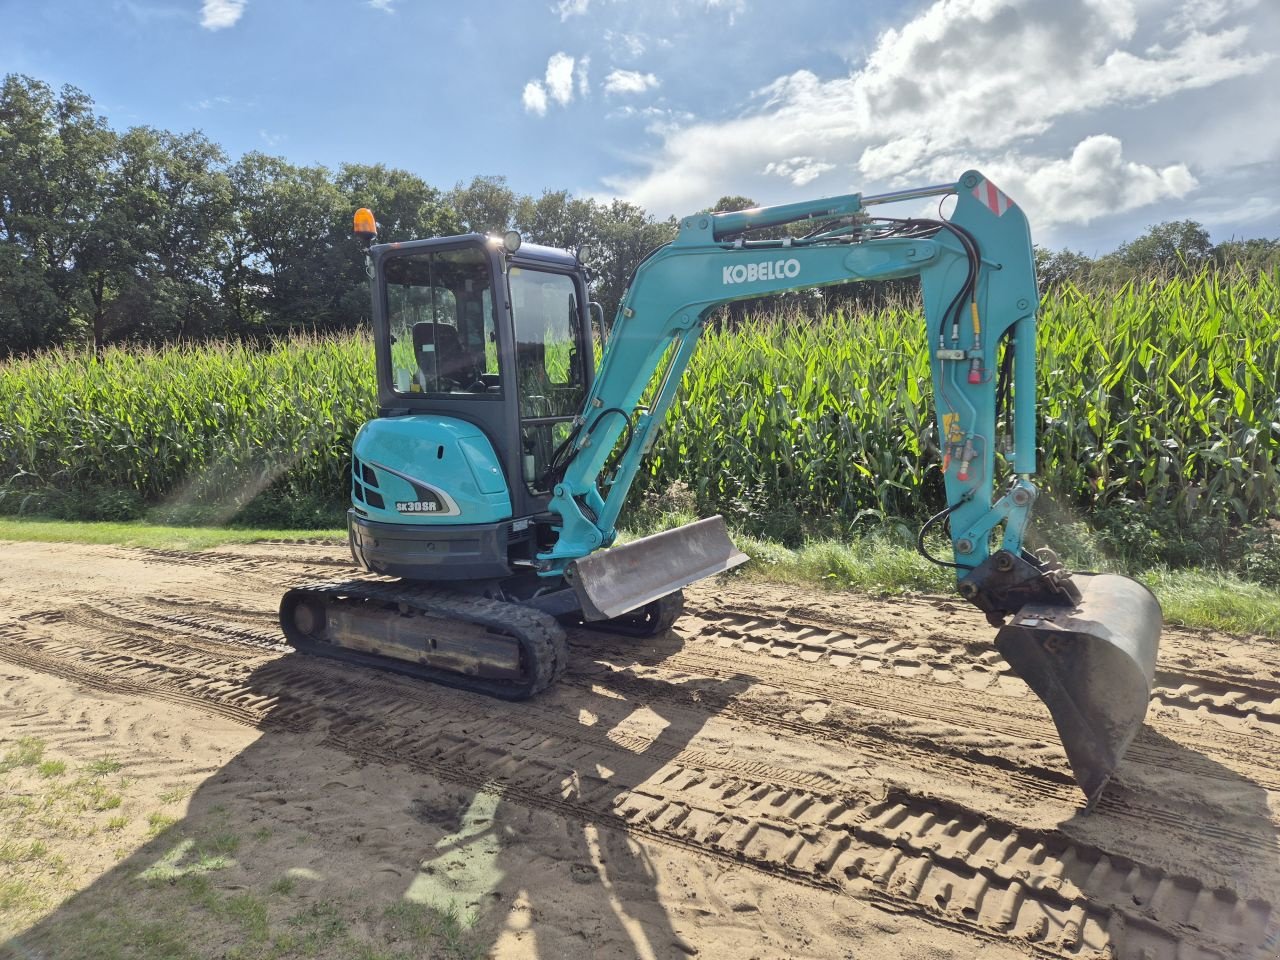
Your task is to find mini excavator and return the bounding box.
[280,171,1162,804]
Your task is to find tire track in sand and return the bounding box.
[0,610,1274,960]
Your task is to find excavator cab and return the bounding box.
[346,234,595,578]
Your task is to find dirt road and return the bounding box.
[0,540,1277,959]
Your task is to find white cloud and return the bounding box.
[604,30,646,60]
[200,0,245,29]
[555,0,590,20]
[1168,0,1257,32]
[609,0,1270,223]
[603,69,659,95]
[522,81,549,116]
[545,52,576,106]
[368,0,395,11]
[763,156,835,187]
[706,0,745,24]
[975,135,1198,225]
[1194,192,1280,227]
[607,105,696,125]
[522,52,580,115]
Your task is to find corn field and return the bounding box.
[0,336,375,523]
[648,270,1280,544]
[2,270,1278,552]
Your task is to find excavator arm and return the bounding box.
[541,171,1040,594]
[538,170,1161,804]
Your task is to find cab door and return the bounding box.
[507,264,591,502]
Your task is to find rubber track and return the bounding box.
[0,620,1273,959]
[280,578,568,700]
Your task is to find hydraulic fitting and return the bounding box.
[957,438,976,481]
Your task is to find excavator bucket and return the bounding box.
[995,573,1161,806]
[565,515,749,621]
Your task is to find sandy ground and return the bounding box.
[0,539,1277,959]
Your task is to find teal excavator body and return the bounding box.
[281,172,1161,804]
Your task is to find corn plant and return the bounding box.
[1,268,1276,545]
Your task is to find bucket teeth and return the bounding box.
[995,573,1161,804]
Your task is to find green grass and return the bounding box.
[733,533,953,594]
[0,517,344,551]
[0,740,491,960]
[147,812,178,837]
[0,840,49,865]
[0,878,43,913]
[86,757,123,776]
[1145,568,1280,635]
[0,736,46,772]
[730,537,1280,636]
[732,523,1280,636]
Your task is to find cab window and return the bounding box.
[510,267,586,491]
[384,247,500,396]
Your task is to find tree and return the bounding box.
[1212,237,1280,273]
[225,153,348,334]
[1105,220,1213,276]
[710,195,756,214]
[514,189,598,252]
[335,163,460,244]
[447,175,517,235]
[93,127,234,345]
[0,74,116,352]
[1034,246,1094,290]
[586,200,678,323]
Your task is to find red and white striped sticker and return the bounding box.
[972,179,1014,217]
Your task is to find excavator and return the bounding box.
[280,171,1161,805]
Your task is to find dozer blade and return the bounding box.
[995,573,1161,806]
[565,515,749,621]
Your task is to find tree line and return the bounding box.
[3,73,1277,356]
[0,74,678,355]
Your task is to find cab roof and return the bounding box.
[370,233,579,269]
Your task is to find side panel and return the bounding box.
[351,415,512,525]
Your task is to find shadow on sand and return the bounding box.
[3,627,751,960]
[1057,724,1279,959]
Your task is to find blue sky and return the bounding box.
[4,0,1278,253]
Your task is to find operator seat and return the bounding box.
[412,321,478,388]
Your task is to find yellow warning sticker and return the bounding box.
[942,412,964,443]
